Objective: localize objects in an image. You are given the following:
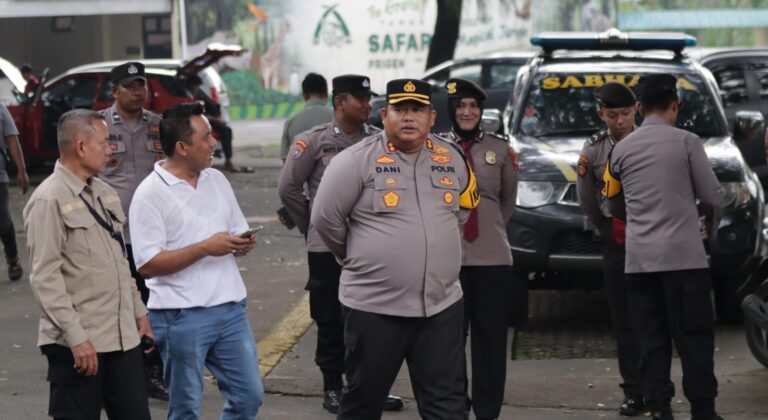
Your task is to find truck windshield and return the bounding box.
[519,72,725,138]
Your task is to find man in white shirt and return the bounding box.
[129,103,263,419]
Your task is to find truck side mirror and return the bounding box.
[481,108,503,134]
[734,110,765,142]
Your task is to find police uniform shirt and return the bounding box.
[606,116,721,273]
[311,132,474,317]
[446,130,517,266]
[24,161,146,352]
[279,99,334,160]
[98,103,163,243]
[278,120,377,252]
[577,129,620,230]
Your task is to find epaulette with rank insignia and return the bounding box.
[587,129,609,146]
[483,130,509,142]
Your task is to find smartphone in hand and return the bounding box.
[238,226,264,239]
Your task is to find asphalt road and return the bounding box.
[0,122,766,419]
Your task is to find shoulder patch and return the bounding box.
[291,138,309,160]
[587,129,609,146]
[578,154,589,177]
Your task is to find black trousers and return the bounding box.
[338,300,466,420]
[307,252,345,389]
[460,265,511,418]
[210,119,233,159]
[42,344,151,420]
[625,269,718,415]
[0,183,18,259]
[601,218,643,397]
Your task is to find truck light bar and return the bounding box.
[531,28,696,54]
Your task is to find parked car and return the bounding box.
[368,51,533,132]
[3,44,243,167]
[495,29,767,322]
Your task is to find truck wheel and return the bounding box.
[744,281,768,368]
[713,272,744,324]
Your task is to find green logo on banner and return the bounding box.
[313,4,351,47]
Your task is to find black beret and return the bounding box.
[386,79,431,105]
[110,62,146,85]
[446,78,487,100]
[639,74,678,101]
[594,82,637,108]
[332,74,373,96]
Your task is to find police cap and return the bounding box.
[639,74,678,101]
[446,78,487,100]
[110,62,147,86]
[386,79,431,105]
[594,82,637,108]
[332,74,373,97]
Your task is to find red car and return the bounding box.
[2,45,243,168]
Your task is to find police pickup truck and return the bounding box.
[498,30,768,322]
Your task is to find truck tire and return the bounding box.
[744,281,768,368]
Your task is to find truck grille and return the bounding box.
[558,183,579,206]
[550,231,602,255]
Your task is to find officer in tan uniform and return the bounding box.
[24,109,151,420]
[277,74,402,414]
[576,82,645,417]
[604,74,722,420]
[98,62,167,400]
[441,78,517,420]
[311,78,479,420]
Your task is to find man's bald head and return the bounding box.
[57,109,105,154]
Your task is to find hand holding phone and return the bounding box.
[238,225,264,239]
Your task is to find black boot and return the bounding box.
[382,394,404,411]
[322,389,341,414]
[620,395,647,416]
[145,350,169,401]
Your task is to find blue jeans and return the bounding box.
[150,300,263,420]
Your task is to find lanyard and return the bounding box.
[79,194,127,258]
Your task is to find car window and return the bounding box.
[709,63,749,106]
[155,75,191,98]
[97,78,113,102]
[749,60,768,101]
[519,72,724,138]
[43,76,98,109]
[488,63,522,89]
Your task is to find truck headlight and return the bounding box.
[516,181,567,208]
[720,182,751,208]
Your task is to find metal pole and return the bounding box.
[178,0,189,60]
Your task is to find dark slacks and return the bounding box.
[625,269,718,415]
[306,252,345,389]
[0,183,18,259]
[210,119,234,159]
[42,344,150,420]
[337,300,466,420]
[601,218,643,397]
[460,265,511,419]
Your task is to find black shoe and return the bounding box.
[7,257,22,281]
[323,389,341,414]
[382,394,403,411]
[620,396,646,416]
[146,362,169,401]
[650,410,674,420]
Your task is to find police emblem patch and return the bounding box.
[128,64,138,74]
[431,154,452,164]
[443,191,455,204]
[362,79,370,88]
[404,81,416,92]
[439,176,454,186]
[376,155,396,164]
[383,191,400,208]
[578,154,589,177]
[426,138,434,151]
[387,142,397,153]
[291,139,308,160]
[447,82,457,94]
[485,151,496,165]
[434,145,449,153]
[386,177,396,186]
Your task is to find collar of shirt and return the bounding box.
[641,115,670,127]
[110,103,149,125]
[53,160,90,197]
[305,98,328,107]
[331,120,370,137]
[450,129,483,143]
[152,160,210,187]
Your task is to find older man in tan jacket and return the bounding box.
[24,109,151,420]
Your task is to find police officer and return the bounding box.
[604,74,722,420]
[277,74,402,414]
[311,78,480,420]
[576,82,645,417]
[280,73,333,162]
[442,78,517,420]
[98,62,168,401]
